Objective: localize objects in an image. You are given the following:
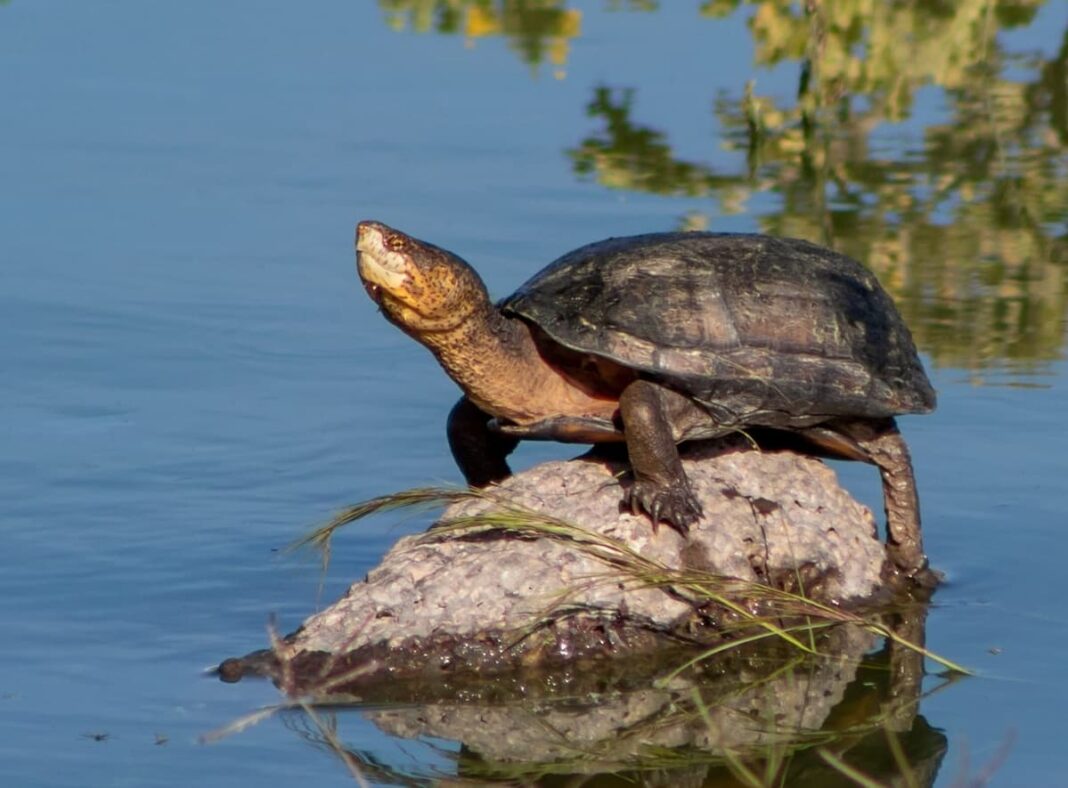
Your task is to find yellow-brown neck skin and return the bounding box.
[419,304,616,426]
[356,220,615,425]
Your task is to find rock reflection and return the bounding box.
[281,609,952,786]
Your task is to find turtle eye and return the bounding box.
[387,234,406,252]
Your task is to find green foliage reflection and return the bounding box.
[567,3,1067,374]
[375,1,1067,373]
[378,0,581,74]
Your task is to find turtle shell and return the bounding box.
[499,233,935,426]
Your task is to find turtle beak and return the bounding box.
[355,220,378,251]
[355,222,410,295]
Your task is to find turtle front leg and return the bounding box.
[447,396,519,487]
[618,380,703,535]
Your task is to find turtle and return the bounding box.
[355,221,938,585]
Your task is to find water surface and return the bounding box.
[1,1,1066,785]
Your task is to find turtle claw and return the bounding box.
[622,479,702,537]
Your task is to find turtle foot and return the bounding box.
[886,544,942,590]
[883,547,943,594]
[622,479,702,537]
[909,566,944,590]
[899,557,943,591]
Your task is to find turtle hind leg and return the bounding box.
[447,396,518,487]
[800,418,939,588]
[618,380,703,536]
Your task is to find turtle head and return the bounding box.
[356,221,490,336]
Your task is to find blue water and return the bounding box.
[2,2,1066,785]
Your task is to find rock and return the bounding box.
[221,440,897,688]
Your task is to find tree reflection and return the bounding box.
[376,1,1067,373]
[570,87,739,197]
[378,0,581,74]
[568,3,1067,374]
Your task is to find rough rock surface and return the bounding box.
[238,440,893,684]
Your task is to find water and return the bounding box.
[1,1,1066,785]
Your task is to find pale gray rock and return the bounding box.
[269,441,891,679]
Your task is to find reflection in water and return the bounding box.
[379,0,581,75]
[279,611,952,786]
[571,86,737,199]
[378,1,1068,375]
[567,3,1067,375]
